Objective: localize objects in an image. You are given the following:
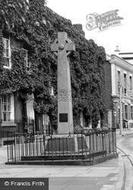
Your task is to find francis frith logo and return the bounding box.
[86,9,123,31]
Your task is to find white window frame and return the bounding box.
[129,76,132,90]
[0,94,14,123]
[124,73,127,96]
[1,95,11,122]
[23,49,31,73]
[50,86,54,96]
[25,0,29,11]
[124,105,128,120]
[2,37,11,69]
[131,106,133,120]
[117,70,121,94]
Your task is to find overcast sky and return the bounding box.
[47,0,133,55]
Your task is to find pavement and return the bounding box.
[0,128,133,190]
[116,127,133,137]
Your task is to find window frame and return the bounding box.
[124,105,128,120]
[117,70,121,94]
[124,73,127,96]
[129,75,132,91]
[1,95,11,122]
[2,37,11,69]
[23,48,31,73]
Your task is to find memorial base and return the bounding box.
[6,129,117,165]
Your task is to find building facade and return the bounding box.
[0,32,36,145]
[109,54,133,131]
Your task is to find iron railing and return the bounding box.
[6,128,117,163]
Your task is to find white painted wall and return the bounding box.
[111,63,116,96]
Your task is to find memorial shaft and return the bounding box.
[51,32,75,134]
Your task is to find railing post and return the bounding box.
[43,134,45,156]
[14,133,17,162]
[7,144,9,162]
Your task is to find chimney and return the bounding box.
[114,45,120,55]
[29,0,45,7]
[73,24,85,37]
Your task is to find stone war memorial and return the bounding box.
[51,32,75,134]
[6,32,117,165]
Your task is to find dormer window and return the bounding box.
[3,37,11,69]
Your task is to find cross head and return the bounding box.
[51,32,75,55]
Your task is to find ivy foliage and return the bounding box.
[0,0,107,128]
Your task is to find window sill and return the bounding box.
[1,122,17,127]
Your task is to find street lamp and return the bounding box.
[119,84,123,135]
[113,110,117,129]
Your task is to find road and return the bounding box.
[117,133,133,190]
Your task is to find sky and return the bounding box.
[47,0,133,55]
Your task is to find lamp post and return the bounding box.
[114,110,117,129]
[112,87,123,135]
[113,100,118,129]
[119,83,123,135]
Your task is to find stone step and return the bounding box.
[6,159,92,165]
[21,154,88,161]
[6,153,118,166]
[21,150,107,161]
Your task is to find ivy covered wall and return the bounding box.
[0,0,108,129]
